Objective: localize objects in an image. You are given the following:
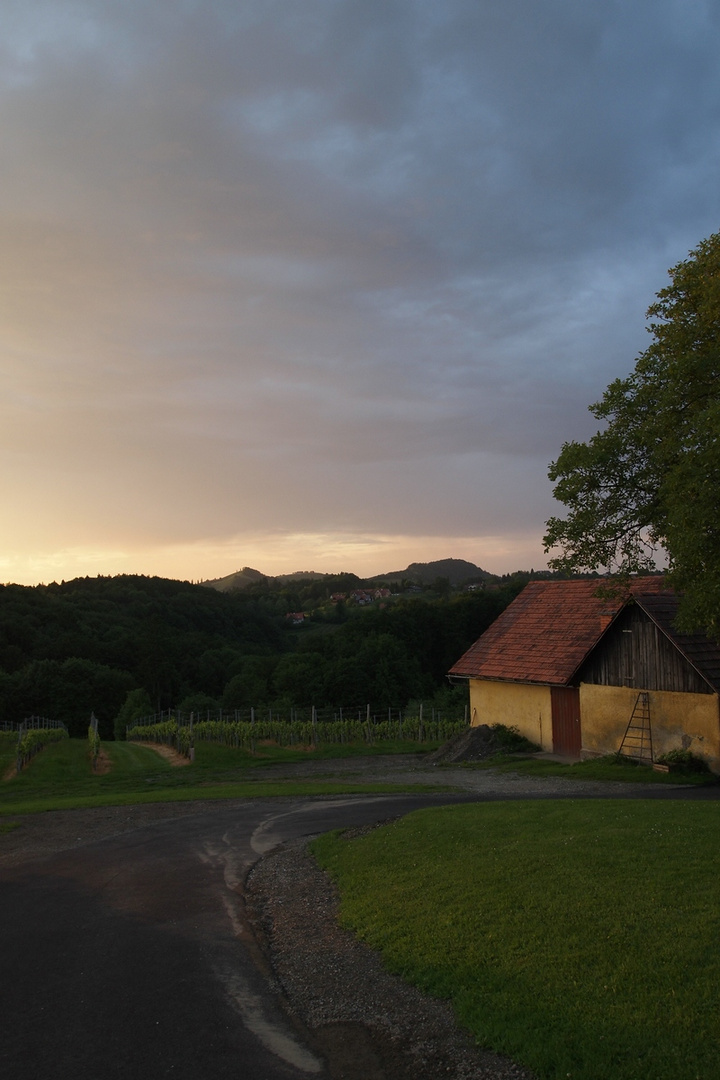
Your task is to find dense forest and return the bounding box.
[0,573,527,738]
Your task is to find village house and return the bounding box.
[448,577,720,772]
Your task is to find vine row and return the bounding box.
[127,714,465,757]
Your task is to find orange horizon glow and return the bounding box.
[0,530,551,587]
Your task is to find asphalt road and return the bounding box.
[0,793,479,1080]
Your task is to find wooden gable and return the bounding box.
[577,603,715,695]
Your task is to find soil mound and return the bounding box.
[427,724,501,764]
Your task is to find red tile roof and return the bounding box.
[449,577,669,685]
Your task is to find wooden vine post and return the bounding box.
[16,721,25,775]
[89,713,100,770]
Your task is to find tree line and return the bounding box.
[0,573,522,739]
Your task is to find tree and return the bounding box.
[544,231,720,635]
[222,657,275,709]
[114,687,153,740]
[177,691,220,716]
[271,652,327,705]
[6,657,134,738]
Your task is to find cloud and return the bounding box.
[1,1,719,581]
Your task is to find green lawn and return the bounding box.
[0,737,449,814]
[312,800,720,1080]
[0,731,18,774]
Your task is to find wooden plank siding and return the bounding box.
[577,604,713,695]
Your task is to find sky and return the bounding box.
[2,0,720,585]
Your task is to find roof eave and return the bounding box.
[455,673,573,688]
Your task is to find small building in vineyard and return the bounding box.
[448,577,720,772]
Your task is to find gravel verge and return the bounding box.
[247,834,537,1080]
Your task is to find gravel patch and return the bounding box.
[229,752,661,799]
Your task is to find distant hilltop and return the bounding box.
[382,559,491,586]
[203,558,490,593]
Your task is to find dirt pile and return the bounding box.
[426,724,502,764]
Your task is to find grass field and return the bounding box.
[0,732,17,776]
[312,800,720,1080]
[0,736,450,814]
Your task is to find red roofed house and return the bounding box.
[449,577,720,772]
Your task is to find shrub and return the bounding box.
[655,748,711,774]
[490,723,540,753]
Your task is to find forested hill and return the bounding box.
[0,574,522,739]
[381,558,490,585]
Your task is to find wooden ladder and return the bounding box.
[617,691,653,764]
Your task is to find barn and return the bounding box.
[448,577,720,772]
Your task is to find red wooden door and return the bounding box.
[550,687,581,757]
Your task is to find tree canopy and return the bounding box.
[544,231,720,635]
[0,572,520,732]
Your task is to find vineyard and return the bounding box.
[127,705,466,758]
[0,717,68,773]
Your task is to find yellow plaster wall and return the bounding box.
[579,683,720,771]
[469,680,553,752]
